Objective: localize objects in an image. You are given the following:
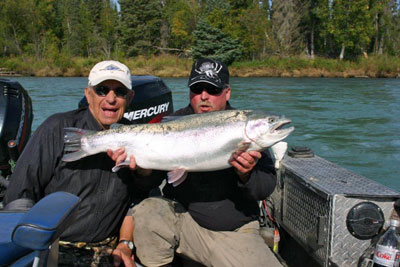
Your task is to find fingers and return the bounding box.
[112,249,122,266]
[107,148,126,164]
[128,155,138,170]
[230,151,261,174]
[107,148,138,170]
[112,247,136,267]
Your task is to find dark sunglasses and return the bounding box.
[190,83,224,95]
[94,85,129,98]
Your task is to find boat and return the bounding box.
[0,77,399,267]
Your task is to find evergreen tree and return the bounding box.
[0,0,399,62]
[314,0,338,57]
[61,0,89,56]
[0,0,35,56]
[228,0,253,9]
[300,0,319,58]
[119,0,162,56]
[369,0,388,55]
[191,19,242,65]
[374,0,400,56]
[385,0,400,56]
[86,0,103,25]
[204,0,230,15]
[78,0,96,57]
[98,0,119,58]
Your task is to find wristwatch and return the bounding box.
[119,240,134,250]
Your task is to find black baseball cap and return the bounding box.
[188,58,229,89]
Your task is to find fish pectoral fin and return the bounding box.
[229,141,252,162]
[167,168,188,187]
[111,160,131,173]
[237,141,251,151]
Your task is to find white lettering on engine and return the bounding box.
[124,102,170,121]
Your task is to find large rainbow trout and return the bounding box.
[62,110,294,186]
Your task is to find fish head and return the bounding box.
[245,112,294,149]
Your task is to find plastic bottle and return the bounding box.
[373,219,400,267]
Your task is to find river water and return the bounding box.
[5,76,400,191]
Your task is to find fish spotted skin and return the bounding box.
[63,110,294,173]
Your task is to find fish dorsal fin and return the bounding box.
[167,168,188,187]
[110,123,124,129]
[161,116,185,123]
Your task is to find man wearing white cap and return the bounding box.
[4,60,148,266]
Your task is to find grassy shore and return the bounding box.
[1,54,400,78]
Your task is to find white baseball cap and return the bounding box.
[88,60,132,89]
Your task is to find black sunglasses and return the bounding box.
[190,83,224,96]
[94,85,129,98]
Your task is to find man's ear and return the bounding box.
[127,90,135,106]
[84,87,92,105]
[225,86,231,102]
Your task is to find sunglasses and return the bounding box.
[190,83,224,96]
[94,85,129,98]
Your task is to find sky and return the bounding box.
[111,0,120,11]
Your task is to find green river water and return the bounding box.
[6,76,400,191]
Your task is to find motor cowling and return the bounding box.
[0,79,33,173]
[79,75,174,124]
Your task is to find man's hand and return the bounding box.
[230,150,261,183]
[112,243,136,267]
[107,147,137,170]
[107,148,152,176]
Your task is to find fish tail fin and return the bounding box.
[62,127,94,162]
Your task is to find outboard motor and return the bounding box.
[0,79,33,194]
[79,75,174,124]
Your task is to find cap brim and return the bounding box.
[90,75,132,90]
[188,78,223,89]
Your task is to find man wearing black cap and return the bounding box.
[119,58,282,266]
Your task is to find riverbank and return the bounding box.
[1,55,399,78]
[0,68,21,77]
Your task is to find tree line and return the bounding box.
[1,0,399,65]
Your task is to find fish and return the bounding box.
[62,110,294,186]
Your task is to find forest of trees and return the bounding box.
[0,0,399,66]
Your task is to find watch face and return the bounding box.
[120,240,134,250]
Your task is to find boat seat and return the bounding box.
[0,191,80,266]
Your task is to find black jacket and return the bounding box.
[162,104,277,231]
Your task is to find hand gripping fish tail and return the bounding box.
[62,127,94,162]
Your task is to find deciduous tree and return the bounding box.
[330,0,374,59]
